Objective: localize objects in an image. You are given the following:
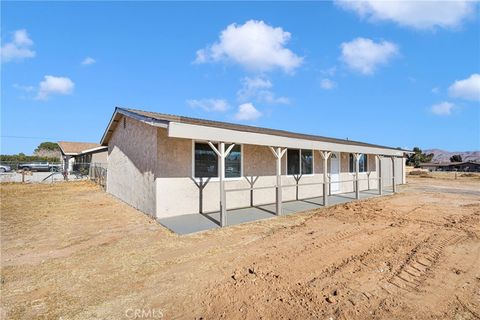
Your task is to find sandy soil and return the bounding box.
[1,175,479,319]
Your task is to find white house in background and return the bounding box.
[57,141,108,172]
[100,107,410,227]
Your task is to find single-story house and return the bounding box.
[100,107,410,227]
[58,141,108,173]
[419,161,480,172]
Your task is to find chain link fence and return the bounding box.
[89,163,107,189]
[0,161,62,172]
[0,161,107,187]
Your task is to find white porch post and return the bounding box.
[391,156,396,193]
[319,151,331,206]
[376,155,383,195]
[219,143,226,226]
[208,141,235,227]
[354,153,361,200]
[269,147,287,216]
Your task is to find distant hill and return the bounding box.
[424,149,480,163]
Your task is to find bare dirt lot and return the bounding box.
[1,174,479,319]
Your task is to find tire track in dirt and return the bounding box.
[384,232,466,293]
[311,231,469,319]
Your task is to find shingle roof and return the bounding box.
[58,141,101,155]
[106,107,406,152]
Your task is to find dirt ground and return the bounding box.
[1,174,479,319]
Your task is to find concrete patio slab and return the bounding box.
[158,189,393,235]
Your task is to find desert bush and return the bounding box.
[460,173,477,177]
[409,170,428,175]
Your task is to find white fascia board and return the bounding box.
[117,109,169,129]
[81,146,108,154]
[168,122,405,156]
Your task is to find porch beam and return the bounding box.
[319,151,331,206]
[169,122,407,157]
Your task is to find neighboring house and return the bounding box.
[100,107,410,226]
[419,162,480,172]
[58,141,108,172]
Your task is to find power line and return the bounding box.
[1,135,61,140]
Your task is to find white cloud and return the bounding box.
[36,75,75,100]
[321,66,337,77]
[448,73,480,101]
[340,37,398,75]
[336,0,476,30]
[320,78,336,90]
[186,99,229,112]
[13,83,35,92]
[237,76,289,104]
[430,101,455,116]
[1,29,36,63]
[431,87,440,94]
[81,57,96,65]
[234,103,262,121]
[195,20,303,73]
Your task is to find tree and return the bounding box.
[450,154,462,162]
[406,147,434,168]
[34,142,60,153]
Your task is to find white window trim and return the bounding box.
[191,140,244,181]
[285,148,315,177]
[349,153,369,174]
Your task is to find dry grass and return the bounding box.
[1,177,480,319]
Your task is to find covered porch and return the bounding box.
[156,121,406,234]
[159,188,394,235]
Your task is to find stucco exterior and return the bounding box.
[106,116,406,219]
[107,116,157,216]
[91,150,108,164]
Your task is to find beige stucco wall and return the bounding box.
[107,116,157,216]
[91,150,108,164]
[380,156,405,187]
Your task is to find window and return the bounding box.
[225,144,241,178]
[301,150,313,174]
[287,149,313,175]
[349,153,368,173]
[287,149,300,175]
[194,143,218,178]
[193,142,242,178]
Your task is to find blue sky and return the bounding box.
[1,1,479,155]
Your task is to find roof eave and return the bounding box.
[100,107,169,145]
[81,146,109,154]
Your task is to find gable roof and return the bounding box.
[101,107,411,155]
[58,141,101,155]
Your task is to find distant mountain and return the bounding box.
[424,149,480,163]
